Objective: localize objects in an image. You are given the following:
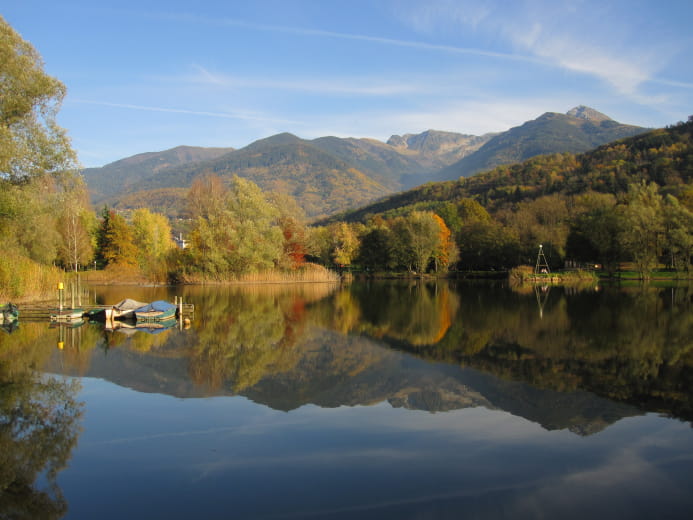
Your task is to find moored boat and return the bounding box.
[50,308,84,322]
[112,298,149,320]
[134,300,177,322]
[0,303,19,324]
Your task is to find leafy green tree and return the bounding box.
[0,16,77,182]
[356,224,393,271]
[406,211,442,275]
[433,201,464,235]
[189,176,284,276]
[0,180,62,265]
[0,16,89,299]
[307,226,333,265]
[662,195,693,272]
[457,220,520,270]
[131,208,173,268]
[457,198,491,224]
[329,222,360,267]
[619,182,665,279]
[566,194,622,275]
[387,216,415,272]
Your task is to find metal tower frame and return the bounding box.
[534,244,550,274]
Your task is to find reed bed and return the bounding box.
[178,263,341,285]
[0,253,64,302]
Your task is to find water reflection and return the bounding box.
[3,281,693,518]
[34,281,693,429]
[0,323,83,519]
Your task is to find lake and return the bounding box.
[1,280,692,519]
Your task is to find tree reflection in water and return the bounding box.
[0,323,83,519]
[59,281,693,424]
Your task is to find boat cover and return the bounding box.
[134,300,177,313]
[113,299,148,312]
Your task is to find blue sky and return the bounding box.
[4,0,693,167]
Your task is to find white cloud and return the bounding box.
[394,0,671,99]
[506,26,657,96]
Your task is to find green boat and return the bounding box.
[50,308,84,322]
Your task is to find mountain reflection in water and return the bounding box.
[39,281,693,430]
[3,280,693,519]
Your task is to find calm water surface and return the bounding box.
[1,281,692,519]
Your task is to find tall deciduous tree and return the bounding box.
[57,177,94,271]
[431,213,458,272]
[357,224,393,271]
[619,182,665,279]
[387,216,415,272]
[189,176,284,276]
[329,222,360,267]
[131,208,173,268]
[187,174,227,220]
[406,211,442,275]
[271,192,308,270]
[662,195,693,272]
[0,16,78,182]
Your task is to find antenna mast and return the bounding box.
[534,244,550,274]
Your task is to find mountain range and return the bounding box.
[82,106,646,219]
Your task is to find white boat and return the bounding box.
[50,308,84,322]
[111,299,148,320]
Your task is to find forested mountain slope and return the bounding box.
[327,119,693,223]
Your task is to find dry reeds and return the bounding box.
[178,263,341,285]
[0,253,64,302]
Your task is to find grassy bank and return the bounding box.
[599,270,693,281]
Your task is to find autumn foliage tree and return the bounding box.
[131,208,173,273]
[94,208,138,268]
[187,176,295,277]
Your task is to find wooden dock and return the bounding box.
[17,301,194,322]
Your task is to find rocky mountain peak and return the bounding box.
[566,105,612,123]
